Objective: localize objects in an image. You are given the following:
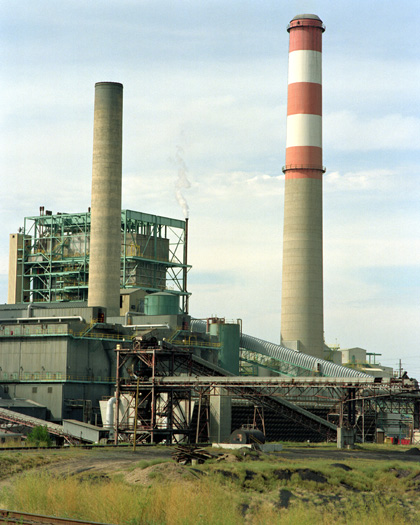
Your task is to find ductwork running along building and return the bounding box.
[0,19,417,447]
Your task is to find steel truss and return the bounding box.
[18,210,191,308]
[114,339,194,444]
[113,340,338,444]
[112,336,420,444]
[148,376,420,442]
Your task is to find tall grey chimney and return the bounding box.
[88,82,123,317]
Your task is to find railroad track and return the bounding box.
[0,509,111,525]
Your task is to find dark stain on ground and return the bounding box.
[189,468,205,477]
[277,488,293,508]
[340,481,360,492]
[296,469,327,483]
[244,470,257,481]
[272,468,327,483]
[389,468,411,478]
[273,469,292,481]
[78,473,111,484]
[331,463,352,471]
[73,467,94,475]
[318,493,342,503]
[215,469,239,480]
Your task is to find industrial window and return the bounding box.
[48,387,53,393]
[32,387,37,394]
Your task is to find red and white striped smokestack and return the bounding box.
[281,14,325,359]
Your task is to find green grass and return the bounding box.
[1,473,243,525]
[1,447,420,524]
[132,458,169,470]
[2,468,419,525]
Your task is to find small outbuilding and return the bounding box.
[0,431,23,446]
[62,420,109,443]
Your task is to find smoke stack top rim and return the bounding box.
[288,14,325,32]
[95,81,123,89]
[291,14,322,22]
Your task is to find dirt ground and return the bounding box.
[1,444,420,489]
[0,446,173,489]
[279,445,420,463]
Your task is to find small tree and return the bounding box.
[27,425,52,447]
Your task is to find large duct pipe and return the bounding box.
[281,15,325,358]
[190,319,371,379]
[88,82,123,317]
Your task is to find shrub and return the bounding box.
[26,426,52,447]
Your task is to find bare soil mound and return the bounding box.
[124,461,199,485]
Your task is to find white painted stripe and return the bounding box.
[288,50,322,85]
[286,114,322,148]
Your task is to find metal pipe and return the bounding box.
[190,319,372,379]
[124,310,156,325]
[183,218,189,314]
[14,316,84,323]
[133,378,140,451]
[114,349,121,445]
[105,397,116,429]
[121,324,170,329]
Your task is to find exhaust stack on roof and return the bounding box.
[281,15,325,358]
[88,82,123,317]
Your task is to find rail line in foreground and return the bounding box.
[0,509,111,525]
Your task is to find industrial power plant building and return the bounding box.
[0,15,418,445]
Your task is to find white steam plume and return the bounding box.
[174,146,191,218]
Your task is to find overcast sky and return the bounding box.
[1,1,419,377]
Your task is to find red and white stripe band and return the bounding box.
[284,16,325,179]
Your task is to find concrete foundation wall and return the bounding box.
[209,388,232,443]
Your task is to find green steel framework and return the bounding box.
[19,209,190,311]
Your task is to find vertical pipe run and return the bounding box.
[133,377,140,451]
[183,218,189,314]
[114,347,121,445]
[88,82,123,317]
[281,15,325,359]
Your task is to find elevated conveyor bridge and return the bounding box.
[190,319,372,379]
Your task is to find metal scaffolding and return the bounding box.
[112,338,420,444]
[112,338,340,444]
[114,339,194,445]
[16,210,190,309]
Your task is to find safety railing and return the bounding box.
[1,372,115,383]
[171,338,221,349]
[282,164,326,173]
